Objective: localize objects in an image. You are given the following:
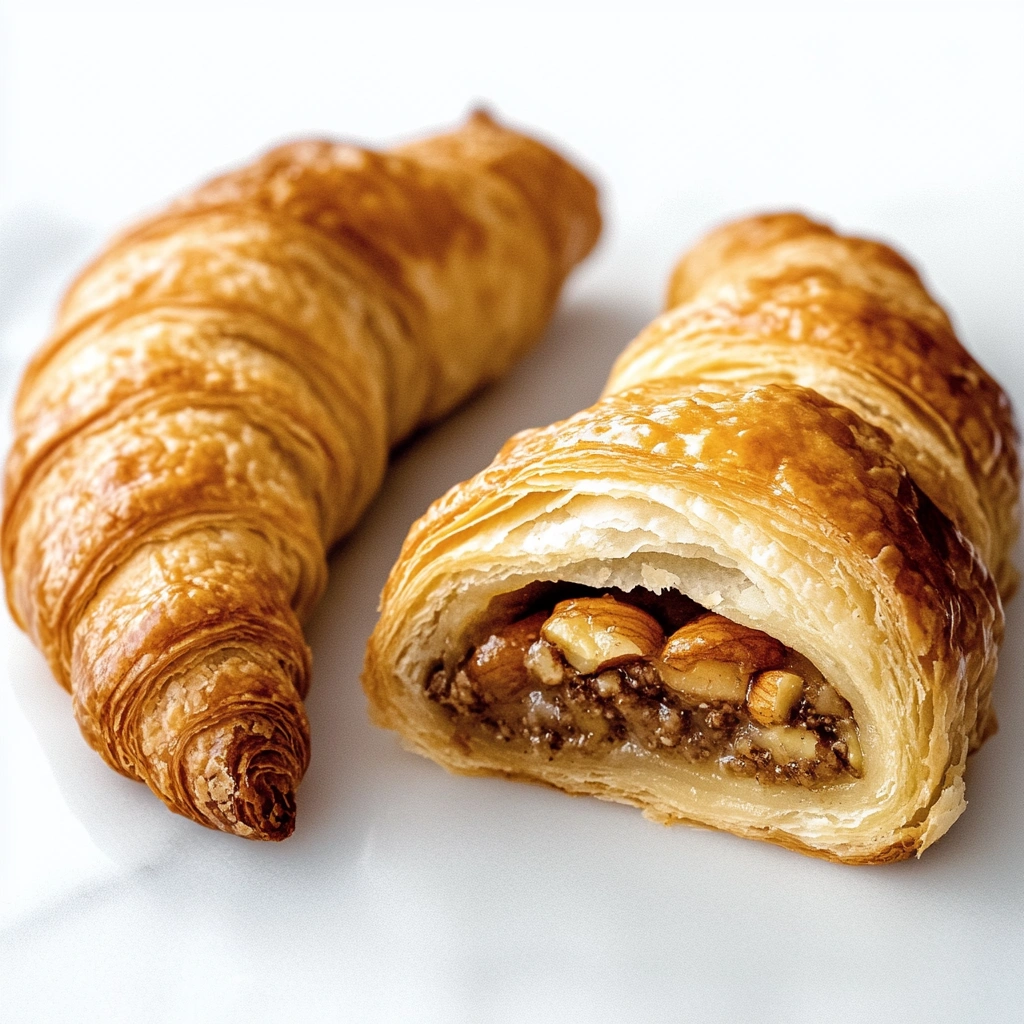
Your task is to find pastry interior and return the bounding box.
[424,583,862,789]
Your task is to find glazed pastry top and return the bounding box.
[608,213,1019,594]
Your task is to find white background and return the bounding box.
[1,1,1022,1020]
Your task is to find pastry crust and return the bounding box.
[1,111,601,839]
[617,213,1019,596]
[363,213,1014,863]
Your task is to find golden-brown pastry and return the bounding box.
[363,213,1016,863]
[617,213,1019,598]
[1,111,601,839]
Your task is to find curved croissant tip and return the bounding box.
[467,105,499,129]
[231,765,299,841]
[183,716,309,841]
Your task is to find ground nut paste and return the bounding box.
[424,588,862,787]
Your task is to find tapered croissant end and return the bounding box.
[69,613,315,841]
[180,709,309,841]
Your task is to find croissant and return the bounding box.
[1,111,601,840]
[363,212,1016,863]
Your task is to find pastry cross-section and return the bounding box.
[363,214,1013,864]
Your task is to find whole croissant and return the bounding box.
[1,111,601,839]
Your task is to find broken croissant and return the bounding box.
[363,213,1017,863]
[1,111,601,839]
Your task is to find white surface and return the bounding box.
[1,1,1022,1020]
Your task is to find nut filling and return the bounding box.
[425,592,863,786]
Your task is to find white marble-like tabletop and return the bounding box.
[2,2,1022,1020]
